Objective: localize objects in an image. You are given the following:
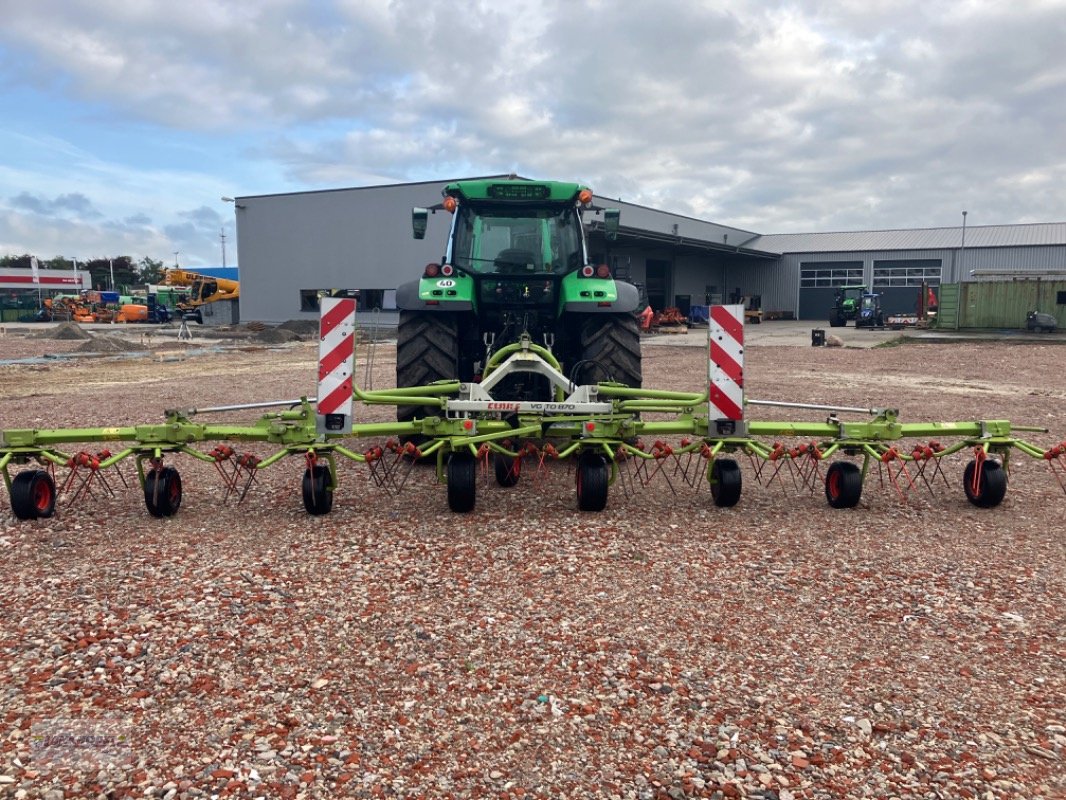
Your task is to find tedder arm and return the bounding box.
[3,302,1064,519]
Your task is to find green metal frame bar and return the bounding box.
[1,369,1061,504]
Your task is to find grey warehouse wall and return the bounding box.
[232,180,1066,325]
[235,181,457,323]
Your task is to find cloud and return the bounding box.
[0,205,173,262]
[10,191,102,219]
[0,0,1063,265]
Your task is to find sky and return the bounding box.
[0,0,1064,269]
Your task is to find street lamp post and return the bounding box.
[960,211,968,280]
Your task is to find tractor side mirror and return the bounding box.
[604,208,620,241]
[412,207,429,240]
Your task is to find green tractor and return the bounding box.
[395,179,643,431]
[830,285,884,328]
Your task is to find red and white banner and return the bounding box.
[317,297,356,433]
[0,267,89,291]
[708,304,744,422]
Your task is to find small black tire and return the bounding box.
[576,453,609,512]
[10,470,57,520]
[825,461,862,508]
[144,466,183,518]
[710,458,742,507]
[494,452,521,487]
[963,459,1007,508]
[302,464,334,515]
[447,453,476,513]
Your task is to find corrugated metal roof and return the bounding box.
[604,197,775,255]
[747,221,1066,254]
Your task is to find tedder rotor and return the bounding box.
[2,301,1065,520]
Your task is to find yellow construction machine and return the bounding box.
[163,269,239,323]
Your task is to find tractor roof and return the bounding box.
[444,179,587,204]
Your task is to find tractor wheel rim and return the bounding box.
[827,471,840,499]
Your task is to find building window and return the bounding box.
[800,261,864,288]
[359,289,384,311]
[872,260,942,288]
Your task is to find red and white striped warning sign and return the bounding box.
[708,304,744,421]
[317,297,356,429]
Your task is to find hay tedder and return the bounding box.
[2,301,1065,521]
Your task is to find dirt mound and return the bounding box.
[253,327,302,344]
[34,321,92,340]
[75,335,148,353]
[277,319,319,336]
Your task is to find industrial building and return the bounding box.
[230,177,1066,329]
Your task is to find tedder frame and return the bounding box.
[2,302,1065,520]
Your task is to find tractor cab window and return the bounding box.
[451,205,583,275]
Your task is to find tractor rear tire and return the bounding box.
[144,466,183,518]
[710,458,742,507]
[963,459,1007,508]
[10,470,57,520]
[447,453,477,513]
[302,464,334,515]
[396,311,460,444]
[576,453,609,512]
[577,314,643,387]
[825,461,862,508]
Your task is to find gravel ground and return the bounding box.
[1,329,1064,799]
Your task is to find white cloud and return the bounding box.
[0,0,1063,264]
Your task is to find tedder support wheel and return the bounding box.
[10,470,57,520]
[825,461,862,508]
[447,453,476,513]
[302,464,334,515]
[709,458,742,507]
[494,452,521,487]
[144,466,183,518]
[963,459,1007,508]
[576,453,609,512]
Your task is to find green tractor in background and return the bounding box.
[830,285,884,328]
[395,179,642,431]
